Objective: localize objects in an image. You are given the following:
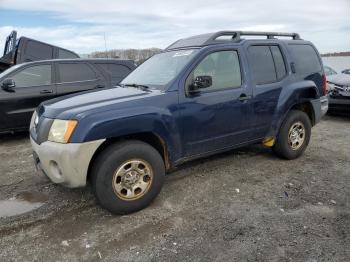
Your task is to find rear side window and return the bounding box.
[248,46,277,84]
[12,64,51,87]
[58,63,96,83]
[58,49,78,59]
[289,44,322,74]
[26,41,53,59]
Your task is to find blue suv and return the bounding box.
[30,31,328,214]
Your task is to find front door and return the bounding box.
[180,49,254,156]
[0,63,56,131]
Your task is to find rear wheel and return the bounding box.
[91,140,165,214]
[273,110,311,160]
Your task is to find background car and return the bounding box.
[341,69,350,74]
[0,58,136,133]
[0,30,79,73]
[327,71,350,114]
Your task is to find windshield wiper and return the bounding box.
[122,83,150,90]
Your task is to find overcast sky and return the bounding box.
[0,0,349,54]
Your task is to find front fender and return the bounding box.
[70,106,182,163]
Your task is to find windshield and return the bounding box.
[121,49,199,89]
[0,64,22,79]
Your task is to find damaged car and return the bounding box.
[327,73,350,113]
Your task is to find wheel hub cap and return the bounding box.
[112,159,153,200]
[288,121,305,150]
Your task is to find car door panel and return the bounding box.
[179,49,254,157]
[181,88,253,156]
[0,63,56,131]
[246,44,289,138]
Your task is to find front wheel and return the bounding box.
[91,140,165,214]
[273,110,312,160]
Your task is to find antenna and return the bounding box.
[103,32,108,58]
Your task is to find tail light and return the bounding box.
[322,74,327,96]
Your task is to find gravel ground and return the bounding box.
[0,115,349,262]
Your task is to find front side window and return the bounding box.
[121,49,199,89]
[190,50,242,91]
[11,64,51,87]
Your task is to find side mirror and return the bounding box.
[1,78,15,92]
[189,75,212,93]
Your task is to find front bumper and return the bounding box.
[328,96,350,105]
[30,137,105,188]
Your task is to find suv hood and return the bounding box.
[38,87,163,120]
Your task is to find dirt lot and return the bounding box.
[0,115,349,262]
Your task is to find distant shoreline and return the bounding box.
[321,52,350,57]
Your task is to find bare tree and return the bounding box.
[89,48,162,64]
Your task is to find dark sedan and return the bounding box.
[0,58,136,133]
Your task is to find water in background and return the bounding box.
[322,56,350,73]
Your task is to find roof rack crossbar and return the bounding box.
[165,30,301,50]
[207,31,301,44]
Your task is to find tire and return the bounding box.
[273,110,312,160]
[91,140,165,215]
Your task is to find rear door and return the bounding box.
[246,44,288,138]
[0,63,55,131]
[55,62,105,95]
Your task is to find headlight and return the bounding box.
[48,119,77,143]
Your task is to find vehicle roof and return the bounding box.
[18,36,79,57]
[166,31,303,50]
[16,58,135,66]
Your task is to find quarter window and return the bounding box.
[58,49,78,59]
[58,63,96,83]
[191,50,242,91]
[12,65,51,87]
[289,44,322,75]
[96,63,130,78]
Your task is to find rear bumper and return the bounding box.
[30,137,105,188]
[311,96,328,124]
[320,96,329,116]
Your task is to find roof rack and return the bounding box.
[166,31,301,50]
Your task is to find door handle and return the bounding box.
[95,84,105,89]
[40,89,53,94]
[238,94,251,102]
